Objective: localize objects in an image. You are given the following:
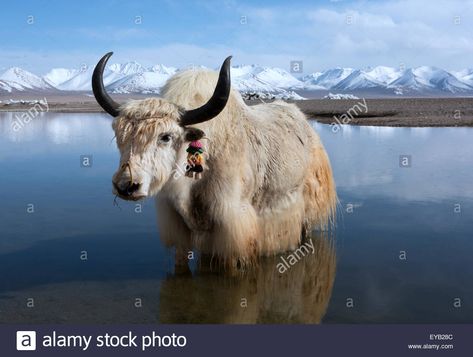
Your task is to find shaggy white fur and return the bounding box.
[112,68,337,268]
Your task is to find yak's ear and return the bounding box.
[184,127,205,141]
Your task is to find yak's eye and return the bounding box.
[160,133,172,143]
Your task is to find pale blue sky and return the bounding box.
[1,0,472,74]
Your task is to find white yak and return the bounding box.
[92,52,337,269]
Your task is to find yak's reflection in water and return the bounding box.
[159,234,336,324]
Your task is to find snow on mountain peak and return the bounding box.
[300,72,325,90]
[1,61,473,96]
[413,66,471,90]
[55,67,95,91]
[109,61,145,75]
[306,67,354,89]
[332,69,385,91]
[365,66,400,84]
[389,66,472,93]
[454,68,473,86]
[301,72,323,82]
[149,64,177,75]
[388,68,426,89]
[0,67,51,90]
[43,68,80,87]
[0,79,24,92]
[230,65,303,92]
[108,72,171,94]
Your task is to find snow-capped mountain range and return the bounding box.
[1,62,473,97]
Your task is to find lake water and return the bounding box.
[0,112,472,323]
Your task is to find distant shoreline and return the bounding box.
[1,94,472,127]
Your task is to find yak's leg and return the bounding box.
[155,195,192,275]
[210,200,260,269]
[190,200,259,270]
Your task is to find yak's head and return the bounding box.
[92,52,231,201]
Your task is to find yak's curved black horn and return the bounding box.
[180,56,232,126]
[92,52,120,117]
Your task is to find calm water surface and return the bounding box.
[0,112,472,323]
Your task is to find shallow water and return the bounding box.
[0,112,472,323]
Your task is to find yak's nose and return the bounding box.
[113,180,142,198]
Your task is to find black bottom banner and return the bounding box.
[4,325,472,356]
